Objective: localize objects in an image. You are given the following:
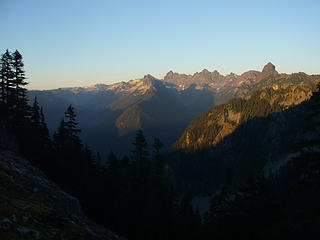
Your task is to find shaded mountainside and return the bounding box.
[169,84,320,197]
[80,75,196,156]
[28,75,214,157]
[110,75,191,136]
[0,150,123,240]
[169,85,320,240]
[174,81,318,152]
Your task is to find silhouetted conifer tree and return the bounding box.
[0,50,14,105]
[64,104,81,146]
[153,137,164,175]
[12,50,28,111]
[53,118,68,149]
[31,96,40,125]
[131,129,150,178]
[39,106,51,146]
[107,151,118,171]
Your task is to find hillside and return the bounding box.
[174,75,319,152]
[0,150,123,240]
[169,83,320,197]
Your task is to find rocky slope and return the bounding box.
[163,68,259,105]
[0,150,124,240]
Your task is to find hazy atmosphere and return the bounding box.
[1,0,319,89]
[1,1,320,240]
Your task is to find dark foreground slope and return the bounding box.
[0,150,123,240]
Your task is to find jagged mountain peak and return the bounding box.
[256,62,278,82]
[143,74,158,81]
[143,74,166,88]
[164,70,178,81]
[201,69,210,73]
[262,62,276,73]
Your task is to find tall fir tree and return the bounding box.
[64,104,81,145]
[131,129,150,178]
[53,118,68,149]
[153,137,164,175]
[0,49,14,106]
[40,106,51,146]
[12,50,28,111]
[31,96,40,125]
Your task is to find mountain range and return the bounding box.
[3,56,320,239]
[28,63,320,158]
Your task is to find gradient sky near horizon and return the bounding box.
[1,0,319,90]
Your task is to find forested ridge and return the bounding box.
[1,50,320,239]
[175,82,317,151]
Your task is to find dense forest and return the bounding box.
[1,49,320,239]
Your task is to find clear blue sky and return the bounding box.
[1,0,319,89]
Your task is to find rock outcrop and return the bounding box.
[255,62,278,82]
[0,150,124,240]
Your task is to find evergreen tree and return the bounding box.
[31,96,40,125]
[0,52,6,103]
[12,50,28,111]
[0,49,14,105]
[53,105,82,149]
[52,104,82,150]
[53,118,68,149]
[131,129,150,178]
[64,104,81,145]
[83,144,95,171]
[107,151,118,171]
[39,106,51,147]
[153,137,164,175]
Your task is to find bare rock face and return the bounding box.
[256,62,278,82]
[163,68,257,91]
[0,150,124,240]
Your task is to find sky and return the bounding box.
[1,0,319,90]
